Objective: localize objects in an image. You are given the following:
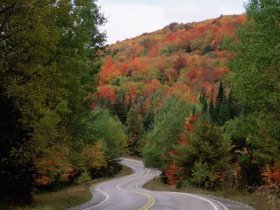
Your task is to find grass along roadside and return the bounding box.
[9,165,132,210]
[144,177,280,210]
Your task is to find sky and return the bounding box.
[97,0,247,44]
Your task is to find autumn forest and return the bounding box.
[0,0,280,209]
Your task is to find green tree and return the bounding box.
[85,109,127,177]
[229,0,280,184]
[91,109,127,160]
[0,0,105,203]
[214,81,230,125]
[209,90,215,121]
[143,97,191,170]
[0,86,33,204]
[191,160,211,188]
[223,116,268,187]
[199,90,208,114]
[175,117,230,188]
[126,107,144,155]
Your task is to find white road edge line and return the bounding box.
[82,158,229,210]
[130,161,223,210]
[209,198,230,210]
[82,182,109,210]
[82,162,138,210]
[167,192,222,210]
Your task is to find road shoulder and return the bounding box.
[144,178,254,210]
[68,165,133,210]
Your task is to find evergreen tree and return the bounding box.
[126,107,145,155]
[143,97,191,170]
[199,90,205,104]
[209,90,215,122]
[216,81,225,105]
[175,117,230,189]
[110,95,128,124]
[228,90,238,119]
[216,96,230,125]
[143,110,155,131]
[215,81,225,118]
[211,81,232,125]
[192,106,196,116]
[199,90,208,114]
[202,98,208,114]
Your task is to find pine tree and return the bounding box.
[192,106,196,116]
[202,99,208,113]
[209,89,215,122]
[126,107,144,155]
[213,81,231,125]
[199,90,208,114]
[175,117,230,189]
[228,90,238,119]
[215,81,224,113]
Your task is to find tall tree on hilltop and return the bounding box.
[209,89,215,121]
[199,90,208,114]
[215,81,225,111]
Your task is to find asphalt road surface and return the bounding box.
[70,158,253,210]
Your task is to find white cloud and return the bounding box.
[97,0,246,44]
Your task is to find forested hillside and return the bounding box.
[1,0,279,209]
[94,1,280,195]
[96,15,244,112]
[95,15,244,166]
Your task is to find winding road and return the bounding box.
[70,158,253,210]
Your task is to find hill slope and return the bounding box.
[94,15,244,115]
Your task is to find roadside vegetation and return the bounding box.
[144,177,280,210]
[0,0,127,208]
[95,0,280,208]
[5,165,132,210]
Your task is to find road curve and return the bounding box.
[70,158,252,210]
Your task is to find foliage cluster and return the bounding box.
[97,0,280,194]
[95,15,245,159]
[144,0,280,192]
[0,0,127,205]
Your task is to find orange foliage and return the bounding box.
[99,57,122,84]
[262,165,280,186]
[118,81,145,104]
[173,56,187,72]
[96,15,243,125]
[184,114,197,131]
[178,133,187,144]
[144,80,161,96]
[83,141,106,169]
[165,163,179,185]
[35,147,75,186]
[59,166,75,182]
[167,84,196,103]
[213,171,226,182]
[96,85,117,103]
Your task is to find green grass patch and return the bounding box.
[13,183,91,210]
[7,165,132,210]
